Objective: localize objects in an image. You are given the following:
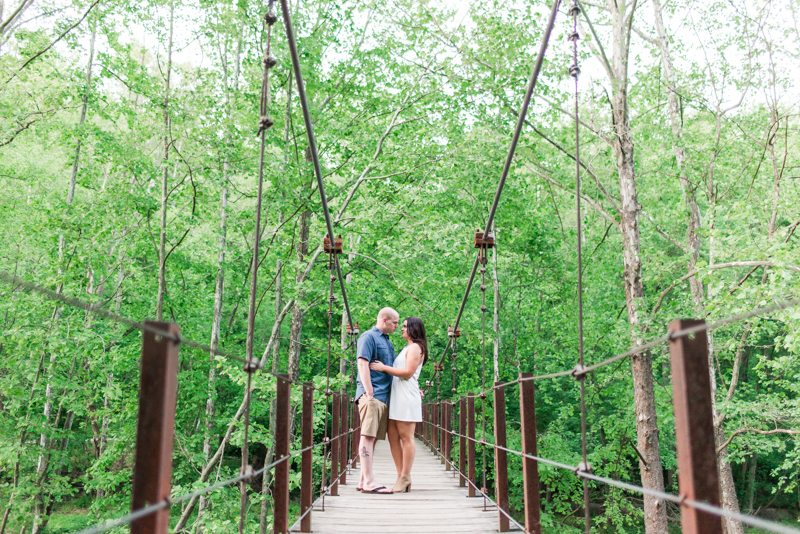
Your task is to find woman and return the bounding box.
[369,316,427,493]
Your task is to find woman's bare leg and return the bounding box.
[396,421,417,477]
[387,419,404,477]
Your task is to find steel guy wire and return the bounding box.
[0,271,357,392]
[426,419,800,534]
[567,2,590,531]
[280,0,355,331]
[77,425,361,534]
[432,0,563,382]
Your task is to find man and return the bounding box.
[354,307,399,493]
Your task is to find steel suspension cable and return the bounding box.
[239,5,278,529]
[280,0,354,331]
[433,0,562,377]
[479,248,488,502]
[567,3,590,533]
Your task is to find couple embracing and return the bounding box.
[354,308,428,494]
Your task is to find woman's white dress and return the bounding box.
[388,345,424,422]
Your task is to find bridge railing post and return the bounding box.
[459,397,466,487]
[467,395,476,497]
[352,401,360,465]
[436,401,442,459]
[669,319,723,534]
[339,391,348,483]
[330,393,340,496]
[443,400,451,470]
[273,374,291,534]
[493,383,510,532]
[519,373,541,534]
[131,322,180,534]
[300,383,313,533]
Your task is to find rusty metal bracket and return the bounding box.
[474,230,495,249]
[447,325,462,338]
[323,234,343,254]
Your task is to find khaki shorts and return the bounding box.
[358,396,389,440]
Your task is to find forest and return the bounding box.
[0,0,798,532]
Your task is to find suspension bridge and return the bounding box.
[1,0,798,533]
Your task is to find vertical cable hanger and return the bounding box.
[321,234,342,506]
[240,2,277,531]
[568,3,590,533]
[475,230,494,507]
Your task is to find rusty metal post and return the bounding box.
[273,374,291,534]
[494,383,510,532]
[300,383,313,533]
[459,397,466,487]
[434,401,440,455]
[669,320,723,534]
[352,403,360,465]
[443,401,451,470]
[131,322,180,534]
[519,373,541,534]
[422,404,427,442]
[330,393,340,496]
[340,392,348,483]
[467,395,476,497]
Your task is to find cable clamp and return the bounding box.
[478,392,487,399]
[241,464,255,479]
[322,436,330,443]
[569,5,582,17]
[265,1,278,25]
[258,116,274,132]
[264,56,277,69]
[572,364,588,380]
[569,65,581,78]
[324,388,333,396]
[243,357,260,373]
[568,31,580,42]
[575,461,592,477]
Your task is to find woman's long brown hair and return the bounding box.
[405,316,428,365]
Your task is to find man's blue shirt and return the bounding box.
[354,326,395,404]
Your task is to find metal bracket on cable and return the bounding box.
[447,325,462,338]
[324,234,343,255]
[474,230,495,249]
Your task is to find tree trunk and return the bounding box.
[746,454,757,514]
[287,209,311,382]
[609,3,669,533]
[31,25,98,532]
[155,0,174,322]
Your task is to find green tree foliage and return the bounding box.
[0,0,797,532]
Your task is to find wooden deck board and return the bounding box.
[291,438,511,534]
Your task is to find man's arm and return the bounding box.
[357,359,373,399]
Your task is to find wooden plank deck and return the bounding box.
[292,438,512,534]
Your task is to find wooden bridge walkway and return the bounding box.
[291,438,516,534]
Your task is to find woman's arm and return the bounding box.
[370,344,423,379]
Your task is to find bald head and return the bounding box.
[376,307,399,334]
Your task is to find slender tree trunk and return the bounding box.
[287,209,311,382]
[156,0,174,322]
[30,24,98,533]
[609,3,668,533]
[746,454,757,513]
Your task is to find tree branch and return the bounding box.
[652,261,800,314]
[717,428,800,454]
[6,0,101,83]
